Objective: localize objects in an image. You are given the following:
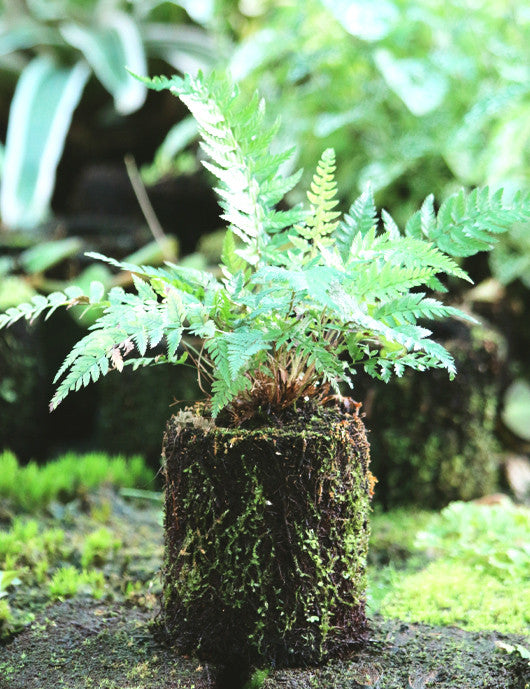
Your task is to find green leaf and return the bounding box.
[89,281,106,304]
[502,379,530,441]
[337,184,377,261]
[0,57,90,230]
[374,48,448,116]
[19,238,83,273]
[323,0,398,41]
[61,11,147,115]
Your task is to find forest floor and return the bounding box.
[0,487,528,689]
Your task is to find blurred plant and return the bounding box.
[0,449,154,511]
[209,0,529,225]
[368,499,530,634]
[81,527,122,568]
[0,0,219,230]
[489,223,530,289]
[0,518,65,571]
[415,498,530,581]
[501,379,530,443]
[48,565,105,599]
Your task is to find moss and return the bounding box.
[0,450,154,512]
[379,560,529,634]
[48,566,105,600]
[161,406,372,667]
[369,500,529,635]
[81,527,122,568]
[0,519,65,571]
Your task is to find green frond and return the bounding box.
[205,335,255,416]
[405,186,530,257]
[294,148,340,258]
[373,294,476,326]
[336,184,377,262]
[0,284,105,329]
[146,72,304,265]
[50,328,118,410]
[50,281,184,409]
[351,261,438,301]
[225,328,270,380]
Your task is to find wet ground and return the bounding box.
[0,489,528,689]
[0,597,528,689]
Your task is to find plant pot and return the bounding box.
[161,404,373,667]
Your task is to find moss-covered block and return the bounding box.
[364,318,506,508]
[161,406,373,667]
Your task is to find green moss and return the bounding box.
[379,560,529,634]
[0,518,65,571]
[162,409,372,666]
[369,500,529,635]
[0,450,154,511]
[81,527,122,568]
[48,566,106,600]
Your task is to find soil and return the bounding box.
[0,490,528,689]
[0,600,528,689]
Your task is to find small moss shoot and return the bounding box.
[48,566,105,600]
[81,528,122,568]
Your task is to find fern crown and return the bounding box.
[2,71,529,418]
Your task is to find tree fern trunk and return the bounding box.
[161,404,372,667]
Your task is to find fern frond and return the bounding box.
[351,261,438,301]
[210,374,251,418]
[50,328,117,410]
[373,293,476,326]
[50,282,185,409]
[145,72,305,264]
[205,334,255,415]
[405,187,530,257]
[296,148,340,257]
[0,284,102,329]
[225,328,270,379]
[336,184,377,262]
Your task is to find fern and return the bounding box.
[1,71,529,419]
[405,187,530,257]
[336,184,377,262]
[294,148,341,258]
[142,72,304,266]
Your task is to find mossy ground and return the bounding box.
[0,477,528,688]
[1,602,527,689]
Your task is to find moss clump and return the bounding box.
[0,450,154,511]
[379,560,529,634]
[364,318,506,508]
[369,499,530,635]
[80,527,122,568]
[48,566,105,600]
[161,406,372,667]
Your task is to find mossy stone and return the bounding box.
[161,405,372,667]
[363,318,506,508]
[0,323,47,459]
